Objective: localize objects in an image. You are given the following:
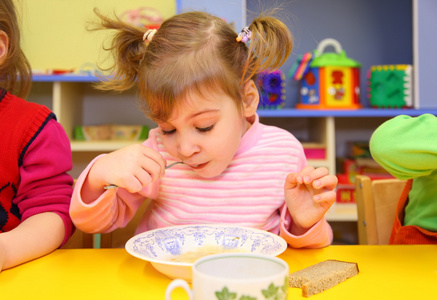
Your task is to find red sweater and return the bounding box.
[0,91,74,244]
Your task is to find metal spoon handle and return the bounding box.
[104,161,184,190]
[165,161,184,169]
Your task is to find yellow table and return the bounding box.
[0,245,436,299]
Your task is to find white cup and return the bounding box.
[165,253,289,300]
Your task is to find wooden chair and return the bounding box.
[61,229,94,249]
[355,175,406,245]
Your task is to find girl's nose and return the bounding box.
[177,135,200,157]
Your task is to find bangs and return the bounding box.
[139,48,242,121]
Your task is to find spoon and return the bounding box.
[104,161,185,190]
[164,161,185,169]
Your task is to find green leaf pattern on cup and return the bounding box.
[281,277,288,294]
[262,283,279,299]
[215,287,237,300]
[215,278,287,300]
[239,296,257,300]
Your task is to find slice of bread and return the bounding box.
[289,259,359,297]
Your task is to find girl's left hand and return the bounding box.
[284,166,338,235]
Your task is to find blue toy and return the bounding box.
[257,70,286,109]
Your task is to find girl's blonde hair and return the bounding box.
[92,9,292,121]
[0,0,32,98]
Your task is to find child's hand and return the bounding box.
[284,166,338,235]
[0,242,5,273]
[88,144,167,194]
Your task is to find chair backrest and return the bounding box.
[355,175,406,245]
[61,229,94,249]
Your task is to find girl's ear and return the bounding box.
[0,31,9,65]
[242,80,259,117]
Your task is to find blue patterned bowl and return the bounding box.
[125,224,287,281]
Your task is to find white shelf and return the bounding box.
[27,78,369,221]
[71,140,141,152]
[307,159,331,169]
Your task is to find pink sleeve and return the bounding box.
[279,205,333,248]
[70,137,159,234]
[15,119,74,246]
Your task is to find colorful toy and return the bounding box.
[74,125,149,141]
[119,7,163,29]
[289,52,313,80]
[336,183,356,203]
[367,64,413,108]
[257,70,286,109]
[290,38,362,109]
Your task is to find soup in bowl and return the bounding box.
[125,224,287,282]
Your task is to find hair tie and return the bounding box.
[143,29,157,43]
[236,27,252,43]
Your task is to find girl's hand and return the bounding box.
[86,144,166,195]
[284,166,338,235]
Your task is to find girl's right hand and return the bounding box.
[87,144,167,194]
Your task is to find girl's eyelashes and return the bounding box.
[161,129,176,135]
[160,124,215,135]
[196,124,214,133]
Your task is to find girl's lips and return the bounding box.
[191,162,207,169]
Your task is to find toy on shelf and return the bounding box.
[74,124,149,141]
[335,178,356,203]
[289,52,313,81]
[77,62,103,77]
[335,141,394,204]
[302,142,326,160]
[367,64,413,108]
[290,38,362,109]
[257,70,286,109]
[119,7,163,29]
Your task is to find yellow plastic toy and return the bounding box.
[291,39,362,109]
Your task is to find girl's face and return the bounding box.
[157,87,255,178]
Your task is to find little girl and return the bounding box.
[0,0,74,272]
[70,10,338,248]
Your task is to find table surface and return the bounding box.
[0,245,436,299]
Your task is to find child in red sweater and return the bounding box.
[0,0,74,272]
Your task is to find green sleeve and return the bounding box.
[369,114,437,180]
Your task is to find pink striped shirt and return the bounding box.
[70,115,332,248]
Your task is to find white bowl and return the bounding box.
[125,224,288,282]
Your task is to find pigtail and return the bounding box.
[11,50,32,98]
[0,0,32,98]
[90,9,148,92]
[242,12,293,83]
[1,29,32,99]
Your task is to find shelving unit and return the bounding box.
[32,77,141,155]
[258,108,437,118]
[24,0,436,228]
[30,75,437,223]
[259,108,437,222]
[18,0,437,247]
[30,75,153,176]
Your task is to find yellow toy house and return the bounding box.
[292,39,362,109]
